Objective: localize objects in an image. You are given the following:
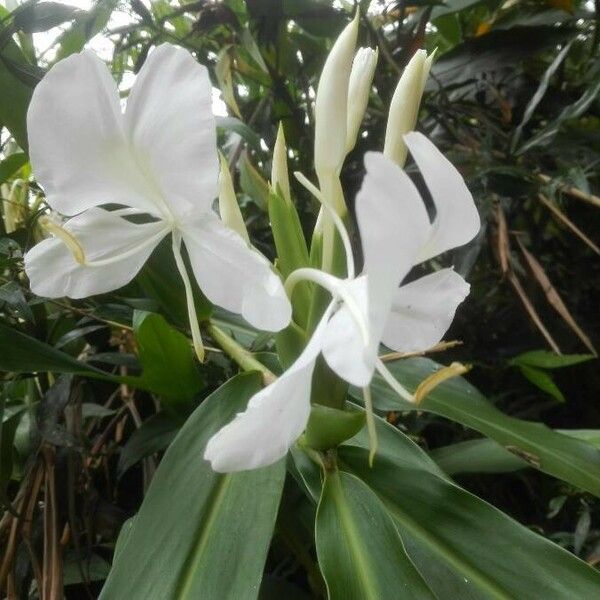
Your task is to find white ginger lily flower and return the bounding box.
[204,132,480,472]
[24,44,291,359]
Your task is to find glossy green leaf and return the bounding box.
[356,357,600,496]
[316,470,434,600]
[100,373,286,600]
[337,417,600,599]
[133,310,203,405]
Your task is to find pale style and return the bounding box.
[24,43,291,358]
[205,133,480,472]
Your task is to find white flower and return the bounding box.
[24,44,291,359]
[204,133,480,472]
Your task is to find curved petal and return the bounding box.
[125,44,219,219]
[27,51,161,217]
[25,209,168,299]
[204,305,333,472]
[321,276,376,387]
[182,214,291,332]
[356,152,430,342]
[381,268,470,353]
[404,132,480,261]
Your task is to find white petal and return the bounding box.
[404,132,480,261]
[356,152,430,341]
[204,305,333,472]
[182,214,291,332]
[25,209,167,299]
[321,276,376,387]
[125,44,219,219]
[382,268,470,352]
[27,51,161,217]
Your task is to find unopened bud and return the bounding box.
[346,47,378,154]
[271,123,291,205]
[314,12,359,181]
[383,49,435,168]
[218,152,249,244]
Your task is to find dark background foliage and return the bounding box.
[0,0,599,597]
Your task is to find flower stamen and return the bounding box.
[40,216,86,264]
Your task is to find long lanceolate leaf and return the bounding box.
[316,470,435,600]
[356,357,600,497]
[297,415,600,599]
[100,373,285,600]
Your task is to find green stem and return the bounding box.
[205,321,275,385]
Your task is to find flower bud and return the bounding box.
[346,47,378,154]
[271,123,291,205]
[218,152,249,243]
[383,49,435,168]
[314,12,359,181]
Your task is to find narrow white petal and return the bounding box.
[356,152,430,341]
[24,209,167,299]
[404,132,480,261]
[321,276,376,387]
[27,51,161,217]
[382,268,470,352]
[204,305,333,472]
[125,44,219,219]
[182,214,291,332]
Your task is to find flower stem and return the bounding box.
[205,322,276,386]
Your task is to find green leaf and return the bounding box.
[239,151,270,210]
[304,405,365,451]
[0,281,34,322]
[518,365,565,402]
[13,2,81,33]
[217,116,263,154]
[315,470,434,600]
[117,412,179,477]
[510,350,595,369]
[517,64,600,154]
[133,311,203,406]
[0,320,118,379]
[100,373,286,600]
[0,14,35,150]
[56,0,119,59]
[432,430,600,475]
[510,41,572,153]
[268,190,311,328]
[354,357,600,496]
[0,152,27,183]
[337,420,600,598]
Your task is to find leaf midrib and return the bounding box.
[328,472,381,600]
[175,474,232,599]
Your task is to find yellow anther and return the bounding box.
[414,362,470,405]
[40,216,86,264]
